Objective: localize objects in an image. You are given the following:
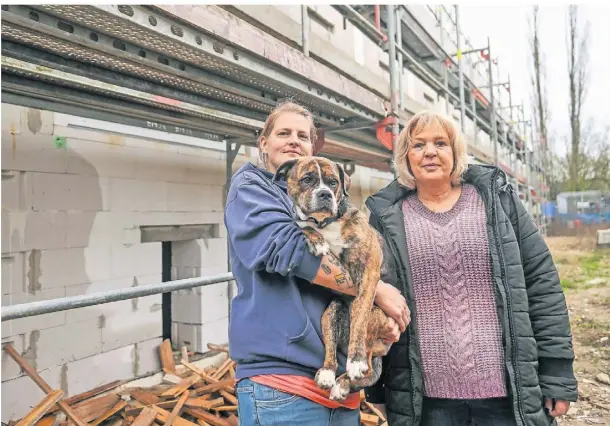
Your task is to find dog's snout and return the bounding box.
[317,189,333,201]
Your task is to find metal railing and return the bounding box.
[1,273,234,322]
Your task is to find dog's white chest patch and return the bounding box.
[318,221,347,257]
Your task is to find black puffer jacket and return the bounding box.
[364,164,578,426]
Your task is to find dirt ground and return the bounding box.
[547,236,610,425]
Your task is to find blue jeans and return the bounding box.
[421,397,517,426]
[236,378,360,426]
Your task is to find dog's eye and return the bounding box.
[301,176,312,185]
[328,180,338,187]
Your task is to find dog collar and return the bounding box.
[311,215,339,229]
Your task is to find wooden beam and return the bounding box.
[2,344,87,426]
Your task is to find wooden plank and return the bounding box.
[71,394,121,423]
[15,390,64,426]
[35,416,55,426]
[192,379,234,396]
[219,391,237,406]
[184,397,224,410]
[90,400,127,426]
[361,412,380,426]
[159,339,176,373]
[161,375,200,398]
[151,406,198,426]
[211,406,238,413]
[131,407,157,426]
[2,344,87,426]
[182,408,232,426]
[364,401,387,422]
[47,380,122,415]
[130,389,160,405]
[211,359,232,380]
[181,362,223,386]
[164,390,189,426]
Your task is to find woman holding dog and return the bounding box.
[224,100,410,425]
[365,110,577,426]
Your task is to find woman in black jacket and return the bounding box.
[365,110,577,426]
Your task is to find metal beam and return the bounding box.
[301,5,310,56]
[387,5,399,153]
[333,5,386,44]
[45,3,385,119]
[2,273,235,322]
[2,56,265,130]
[1,10,277,114]
[455,5,466,131]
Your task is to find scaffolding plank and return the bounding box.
[1,56,264,131]
[33,4,384,120]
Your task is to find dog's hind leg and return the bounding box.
[315,299,344,390]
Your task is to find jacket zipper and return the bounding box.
[491,173,526,426]
[372,210,418,426]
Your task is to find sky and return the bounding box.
[457,4,610,156]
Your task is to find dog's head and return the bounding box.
[273,156,351,227]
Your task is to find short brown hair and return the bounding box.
[258,99,317,166]
[394,110,469,189]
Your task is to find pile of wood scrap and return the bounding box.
[3,340,387,426]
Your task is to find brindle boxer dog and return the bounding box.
[273,156,392,401]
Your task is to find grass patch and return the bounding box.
[572,316,610,346]
[561,279,579,290]
[559,252,610,291]
[582,253,603,274]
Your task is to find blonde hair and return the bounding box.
[393,110,469,189]
[258,99,317,167]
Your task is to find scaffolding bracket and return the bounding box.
[376,116,398,151]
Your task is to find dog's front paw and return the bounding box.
[346,357,368,381]
[315,368,336,390]
[329,376,351,401]
[307,240,330,256]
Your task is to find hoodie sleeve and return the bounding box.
[224,172,322,282]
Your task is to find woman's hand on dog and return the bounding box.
[380,316,401,343]
[375,281,411,334]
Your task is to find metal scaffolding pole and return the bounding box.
[486,37,498,165]
[387,4,400,152]
[395,7,404,110]
[2,273,235,322]
[439,9,450,114]
[507,74,516,172]
[225,140,241,318]
[455,5,466,131]
[301,5,310,57]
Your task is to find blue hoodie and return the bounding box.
[224,162,348,380]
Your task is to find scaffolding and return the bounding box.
[1,4,550,322]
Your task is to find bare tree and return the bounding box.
[566,5,590,190]
[528,6,551,195]
[529,6,548,155]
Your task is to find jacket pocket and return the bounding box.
[285,316,326,369]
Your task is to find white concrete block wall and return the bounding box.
[0,104,233,422]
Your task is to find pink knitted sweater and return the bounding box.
[402,184,507,399]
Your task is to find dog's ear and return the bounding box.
[272,159,298,183]
[336,163,350,196]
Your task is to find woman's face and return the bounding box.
[260,112,314,173]
[407,126,454,186]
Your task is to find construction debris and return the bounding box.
[4,340,387,426]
